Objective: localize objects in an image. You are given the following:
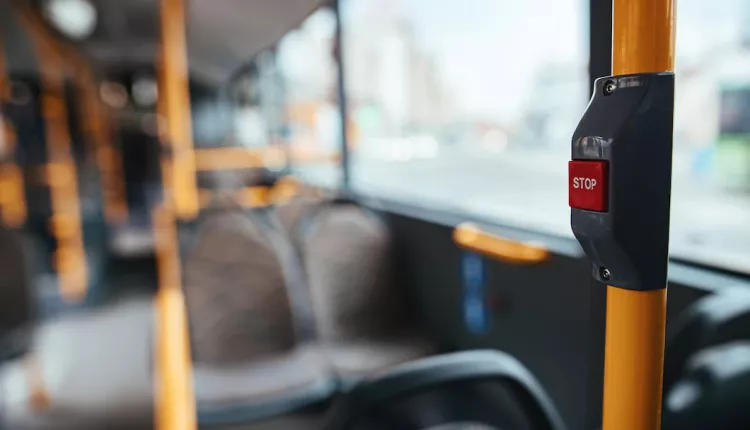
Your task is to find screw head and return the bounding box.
[603,80,617,96]
[600,267,611,280]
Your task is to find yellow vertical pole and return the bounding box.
[0,32,27,228]
[78,67,129,224]
[159,0,198,220]
[602,1,675,430]
[153,205,196,430]
[155,0,197,429]
[18,9,88,302]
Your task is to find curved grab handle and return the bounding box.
[453,222,549,264]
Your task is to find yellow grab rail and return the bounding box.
[79,67,128,224]
[154,0,198,428]
[14,5,128,226]
[601,1,675,430]
[193,147,265,171]
[193,146,341,172]
[153,205,196,430]
[18,6,88,302]
[198,186,270,209]
[268,176,301,204]
[0,30,27,228]
[159,0,199,219]
[453,222,549,265]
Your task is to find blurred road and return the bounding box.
[299,146,750,273]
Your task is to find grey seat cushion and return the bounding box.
[323,335,437,383]
[0,297,154,430]
[195,343,335,425]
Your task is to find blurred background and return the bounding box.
[0,0,750,429]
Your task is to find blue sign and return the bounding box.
[462,252,488,334]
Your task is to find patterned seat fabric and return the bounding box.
[302,205,404,342]
[297,202,436,377]
[183,209,296,365]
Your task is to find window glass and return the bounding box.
[342,0,588,233]
[671,0,750,271]
[234,62,271,150]
[342,0,750,273]
[277,8,341,186]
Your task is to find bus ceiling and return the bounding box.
[8,0,331,85]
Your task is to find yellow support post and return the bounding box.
[17,7,88,302]
[154,0,198,428]
[78,66,129,224]
[602,1,675,430]
[0,32,27,228]
[159,0,198,220]
[153,204,196,430]
[14,4,127,226]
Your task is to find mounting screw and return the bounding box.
[600,267,611,281]
[603,80,617,96]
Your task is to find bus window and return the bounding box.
[668,0,750,272]
[277,7,342,186]
[342,0,588,230]
[342,0,750,274]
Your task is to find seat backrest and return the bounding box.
[295,199,407,343]
[328,350,567,430]
[663,341,750,430]
[182,208,299,365]
[664,288,750,392]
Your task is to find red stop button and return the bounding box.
[569,160,608,212]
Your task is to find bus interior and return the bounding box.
[1,0,750,429]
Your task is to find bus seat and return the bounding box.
[326,349,567,430]
[181,207,334,425]
[194,343,335,426]
[182,209,297,363]
[664,288,750,393]
[0,225,33,361]
[295,198,436,381]
[663,341,750,430]
[0,297,154,430]
[275,194,323,248]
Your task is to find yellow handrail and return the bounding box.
[601,1,675,430]
[198,186,270,209]
[268,175,301,204]
[154,0,198,428]
[193,147,265,171]
[193,146,341,172]
[153,205,196,430]
[453,222,549,265]
[79,68,128,224]
[0,30,27,228]
[14,4,128,226]
[160,0,199,220]
[17,6,88,302]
